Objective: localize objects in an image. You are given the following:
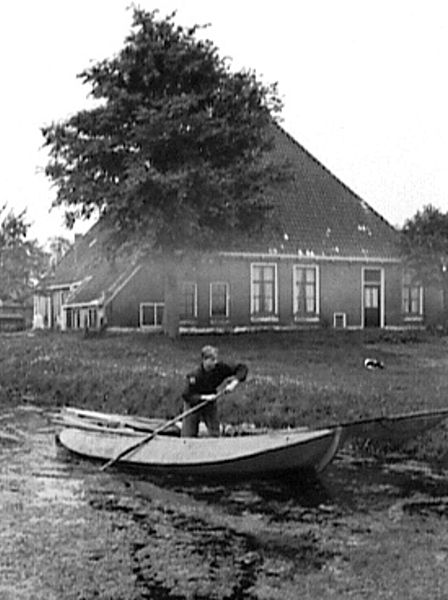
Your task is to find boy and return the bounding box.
[181,345,248,437]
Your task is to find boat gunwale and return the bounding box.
[335,407,448,429]
[57,426,340,473]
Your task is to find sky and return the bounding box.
[1,0,448,244]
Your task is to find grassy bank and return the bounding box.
[2,328,448,431]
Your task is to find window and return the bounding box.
[251,263,278,319]
[402,272,423,317]
[49,288,71,328]
[64,308,80,329]
[64,306,98,330]
[210,282,229,319]
[140,303,164,328]
[293,265,319,319]
[333,312,347,328]
[65,308,73,329]
[364,286,379,309]
[180,282,197,320]
[364,268,382,284]
[88,308,98,329]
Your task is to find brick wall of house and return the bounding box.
[106,254,431,331]
[107,263,165,328]
[383,264,404,326]
[320,262,362,327]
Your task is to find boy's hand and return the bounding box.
[200,394,216,402]
[223,378,239,393]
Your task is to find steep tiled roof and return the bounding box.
[47,123,400,305]
[66,262,141,305]
[260,123,399,258]
[44,221,141,305]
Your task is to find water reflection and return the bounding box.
[322,454,448,514]
[95,450,448,525]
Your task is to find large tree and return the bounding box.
[42,8,289,335]
[0,206,48,302]
[401,204,448,313]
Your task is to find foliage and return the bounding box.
[42,8,288,252]
[0,206,48,301]
[401,204,448,297]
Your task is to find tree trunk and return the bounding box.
[162,256,179,339]
[442,286,448,315]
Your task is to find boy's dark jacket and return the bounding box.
[182,362,248,405]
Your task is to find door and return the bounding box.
[363,268,382,328]
[364,285,380,327]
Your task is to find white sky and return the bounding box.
[1,0,447,244]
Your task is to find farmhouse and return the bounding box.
[34,124,437,333]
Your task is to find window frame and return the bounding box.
[402,271,424,321]
[139,302,165,330]
[88,307,98,329]
[209,281,230,321]
[333,312,347,329]
[179,281,198,322]
[250,262,279,322]
[292,264,320,321]
[361,266,385,328]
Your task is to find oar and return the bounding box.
[99,392,222,471]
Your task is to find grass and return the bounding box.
[2,328,448,432]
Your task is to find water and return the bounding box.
[5,407,447,517]
[2,406,448,599]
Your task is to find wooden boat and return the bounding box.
[57,425,342,477]
[338,407,448,445]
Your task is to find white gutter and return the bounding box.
[219,251,401,263]
[43,280,85,290]
[62,299,102,309]
[105,265,142,305]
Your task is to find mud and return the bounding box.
[1,407,448,599]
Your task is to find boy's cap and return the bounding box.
[201,345,218,359]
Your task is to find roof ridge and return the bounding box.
[271,121,398,235]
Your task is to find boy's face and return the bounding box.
[202,355,217,371]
